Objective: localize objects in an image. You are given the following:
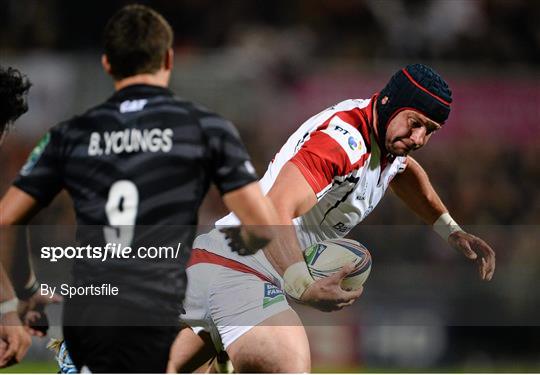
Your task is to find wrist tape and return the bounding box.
[433,212,463,240]
[0,297,19,315]
[283,261,315,300]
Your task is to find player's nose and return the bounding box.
[410,127,427,148]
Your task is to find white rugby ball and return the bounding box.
[303,238,372,290]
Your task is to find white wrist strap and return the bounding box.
[283,261,315,300]
[433,212,463,240]
[0,297,19,315]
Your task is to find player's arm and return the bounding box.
[0,189,38,364]
[0,188,62,335]
[265,161,363,312]
[0,187,40,293]
[390,156,495,281]
[0,264,32,368]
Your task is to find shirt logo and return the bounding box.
[348,136,360,151]
[244,160,256,175]
[20,132,50,176]
[321,116,366,164]
[263,283,285,308]
[119,99,148,113]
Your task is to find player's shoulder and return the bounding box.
[186,101,240,138]
[46,114,89,138]
[320,98,371,142]
[332,98,372,111]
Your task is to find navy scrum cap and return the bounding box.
[376,64,452,139]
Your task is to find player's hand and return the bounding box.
[220,227,271,256]
[18,291,62,337]
[0,311,32,368]
[300,263,363,312]
[448,231,496,281]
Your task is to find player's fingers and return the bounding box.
[0,339,18,367]
[338,286,363,301]
[486,257,495,281]
[458,239,477,260]
[337,299,356,309]
[475,241,495,260]
[50,293,63,304]
[474,240,496,280]
[26,327,44,337]
[477,257,486,280]
[332,263,356,282]
[486,256,495,281]
[15,334,30,363]
[23,311,40,326]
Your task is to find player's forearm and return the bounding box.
[0,188,40,297]
[0,228,36,299]
[0,264,16,303]
[390,157,448,224]
[262,212,305,277]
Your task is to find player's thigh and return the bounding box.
[226,308,311,373]
[167,327,216,373]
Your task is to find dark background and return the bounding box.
[1,0,539,371]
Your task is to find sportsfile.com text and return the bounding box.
[40,242,182,262]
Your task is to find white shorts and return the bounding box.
[181,231,290,350]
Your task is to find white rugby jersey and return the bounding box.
[202,96,407,279]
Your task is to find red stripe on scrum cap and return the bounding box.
[401,68,451,106]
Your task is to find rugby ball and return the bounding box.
[303,238,372,290]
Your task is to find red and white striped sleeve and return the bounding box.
[290,115,369,196]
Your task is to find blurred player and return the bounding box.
[170,64,496,372]
[0,5,281,373]
[0,66,34,368]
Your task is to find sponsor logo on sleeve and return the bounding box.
[244,160,256,175]
[321,116,366,164]
[20,132,51,176]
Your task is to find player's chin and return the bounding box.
[388,144,410,156]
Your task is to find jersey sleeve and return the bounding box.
[289,115,368,196]
[200,115,258,195]
[12,126,64,206]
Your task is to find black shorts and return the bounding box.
[63,302,180,373]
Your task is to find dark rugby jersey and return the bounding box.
[14,84,257,320]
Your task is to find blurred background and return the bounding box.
[1,0,539,372]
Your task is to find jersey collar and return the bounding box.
[108,84,174,102]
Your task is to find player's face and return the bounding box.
[385,110,441,156]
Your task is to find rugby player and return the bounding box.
[0,66,34,368]
[0,5,289,372]
[170,64,496,372]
